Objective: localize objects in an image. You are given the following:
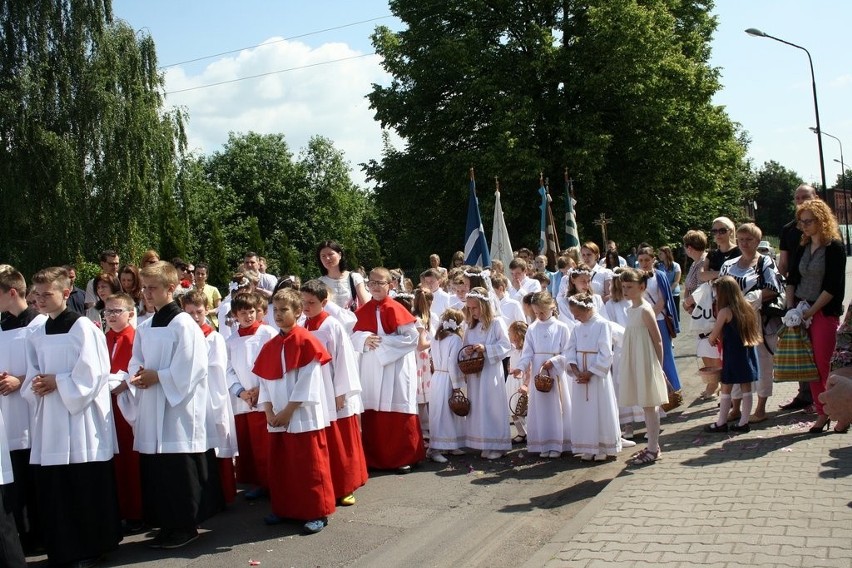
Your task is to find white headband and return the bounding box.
[463,268,492,279]
[441,319,459,331]
[568,295,595,309]
[466,291,490,301]
[228,277,250,292]
[395,292,414,300]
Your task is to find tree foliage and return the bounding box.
[0,0,185,275]
[367,0,749,264]
[752,160,803,239]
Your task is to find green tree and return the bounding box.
[0,1,185,274]
[207,218,230,288]
[367,0,748,264]
[752,161,803,238]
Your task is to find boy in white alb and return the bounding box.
[420,268,450,318]
[508,258,542,302]
[301,279,367,505]
[491,273,526,325]
[24,267,122,566]
[127,261,223,549]
[182,290,239,504]
[0,268,45,554]
[225,292,278,499]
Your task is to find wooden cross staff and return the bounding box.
[593,213,613,246]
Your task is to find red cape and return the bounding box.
[353,296,416,334]
[106,326,135,374]
[252,326,331,380]
[303,310,330,332]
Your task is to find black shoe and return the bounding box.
[264,513,285,525]
[809,418,831,434]
[146,530,166,549]
[159,528,199,549]
[779,398,810,411]
[244,487,268,501]
[704,422,729,433]
[123,519,146,535]
[396,465,412,474]
[729,423,750,433]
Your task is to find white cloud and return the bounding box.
[163,38,393,185]
[830,74,852,88]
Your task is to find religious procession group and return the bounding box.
[0,186,846,567]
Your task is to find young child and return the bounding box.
[463,287,512,459]
[704,276,761,434]
[128,261,223,548]
[410,288,434,442]
[300,279,367,506]
[104,292,144,534]
[506,320,529,444]
[566,293,621,461]
[252,288,335,533]
[447,269,468,311]
[604,272,631,327]
[181,291,239,504]
[194,262,222,329]
[352,268,425,473]
[0,267,46,553]
[218,272,257,340]
[427,309,467,462]
[492,274,526,326]
[225,292,278,500]
[604,275,644,439]
[508,258,541,301]
[23,267,122,565]
[617,269,669,466]
[558,268,605,326]
[512,291,572,459]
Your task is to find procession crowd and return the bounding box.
[1,184,852,568]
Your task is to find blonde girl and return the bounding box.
[506,321,530,444]
[462,287,512,459]
[704,276,761,433]
[427,309,467,462]
[512,291,572,458]
[558,268,605,325]
[617,269,669,465]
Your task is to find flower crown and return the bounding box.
[395,292,414,300]
[441,319,460,331]
[568,295,595,309]
[466,291,490,301]
[463,268,491,279]
[571,267,592,277]
[228,277,250,292]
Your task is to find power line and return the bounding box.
[160,15,392,69]
[164,52,377,95]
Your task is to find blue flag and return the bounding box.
[464,173,491,267]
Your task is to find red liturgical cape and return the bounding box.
[252,326,331,380]
[353,297,416,334]
[106,326,135,373]
[303,310,330,332]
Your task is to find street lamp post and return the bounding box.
[834,156,850,255]
[746,28,828,200]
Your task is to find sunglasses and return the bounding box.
[709,228,729,235]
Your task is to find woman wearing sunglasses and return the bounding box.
[700,216,740,284]
[786,199,846,434]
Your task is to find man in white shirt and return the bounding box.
[244,252,275,300]
[507,258,541,301]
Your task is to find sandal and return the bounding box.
[627,448,660,466]
[512,435,527,444]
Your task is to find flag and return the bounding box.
[563,168,580,250]
[490,181,513,268]
[538,179,561,270]
[464,169,491,267]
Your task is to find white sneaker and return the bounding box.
[621,438,637,448]
[485,451,503,460]
[450,449,465,455]
[548,451,561,459]
[593,454,608,462]
[580,453,594,461]
[430,452,448,463]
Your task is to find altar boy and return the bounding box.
[24,267,122,566]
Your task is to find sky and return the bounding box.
[111,0,852,190]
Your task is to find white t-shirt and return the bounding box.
[320,272,365,310]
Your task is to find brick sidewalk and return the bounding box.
[526,325,852,567]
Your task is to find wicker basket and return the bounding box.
[509,390,528,417]
[534,367,554,393]
[448,390,471,417]
[457,346,485,375]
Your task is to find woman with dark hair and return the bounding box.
[119,264,143,312]
[604,250,621,271]
[317,240,370,310]
[657,246,682,314]
[86,273,121,331]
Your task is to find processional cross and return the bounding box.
[593,213,613,245]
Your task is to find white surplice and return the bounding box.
[124,313,208,454]
[205,331,238,458]
[0,313,46,450]
[517,317,572,453]
[23,318,115,465]
[351,315,419,415]
[225,324,278,415]
[566,314,621,456]
[462,318,512,450]
[309,316,363,420]
[257,359,328,434]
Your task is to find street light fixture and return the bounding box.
[746,28,828,200]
